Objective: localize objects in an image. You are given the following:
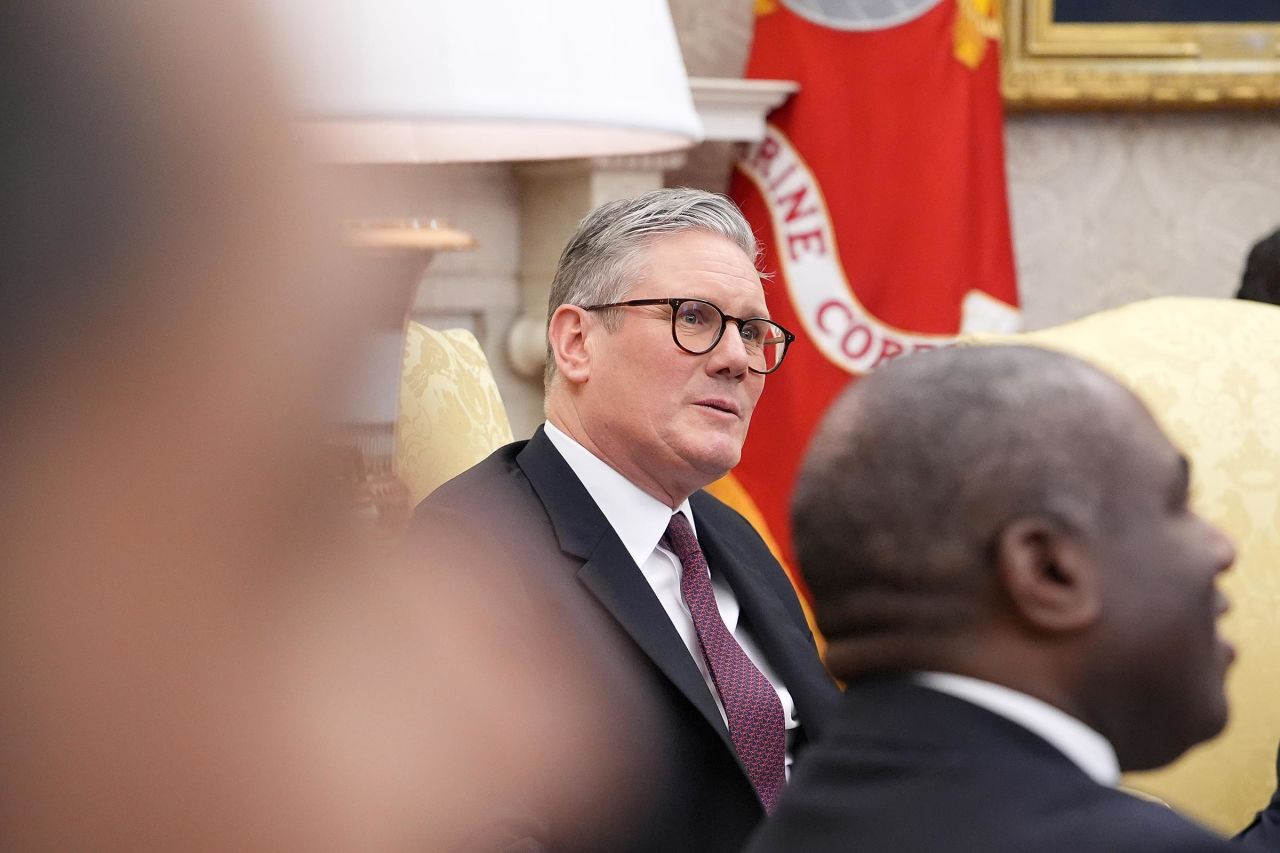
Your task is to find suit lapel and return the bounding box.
[693,493,837,743]
[576,538,733,749]
[517,429,734,751]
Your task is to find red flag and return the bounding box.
[715,0,1021,606]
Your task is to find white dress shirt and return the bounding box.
[914,671,1121,786]
[544,421,800,775]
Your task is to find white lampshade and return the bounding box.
[256,0,703,163]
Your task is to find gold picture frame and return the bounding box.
[1001,0,1280,108]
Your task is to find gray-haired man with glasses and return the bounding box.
[415,188,838,853]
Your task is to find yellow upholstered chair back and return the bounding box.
[396,322,514,507]
[964,296,1280,833]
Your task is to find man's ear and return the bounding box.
[995,517,1100,634]
[547,305,592,384]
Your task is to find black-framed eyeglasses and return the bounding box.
[583,298,795,375]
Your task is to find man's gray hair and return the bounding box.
[543,187,760,386]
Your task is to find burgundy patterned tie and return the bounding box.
[664,512,786,812]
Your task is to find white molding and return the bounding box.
[688,76,800,142]
[515,150,688,178]
[504,77,800,380]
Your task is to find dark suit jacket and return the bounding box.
[745,680,1235,853]
[414,427,839,853]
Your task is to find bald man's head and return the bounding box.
[794,346,1158,675]
[795,345,1238,771]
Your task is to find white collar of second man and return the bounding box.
[913,671,1121,787]
[544,421,696,569]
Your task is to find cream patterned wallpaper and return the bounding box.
[1005,111,1280,331]
[667,0,753,77]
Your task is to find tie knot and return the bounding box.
[664,512,699,562]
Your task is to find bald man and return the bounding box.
[747,346,1239,853]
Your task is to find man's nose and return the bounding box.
[706,325,752,376]
[1203,515,1237,576]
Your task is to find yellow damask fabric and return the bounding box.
[964,296,1280,833]
[395,323,514,507]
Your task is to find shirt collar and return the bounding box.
[913,671,1121,787]
[543,421,695,567]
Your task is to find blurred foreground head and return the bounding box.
[1,3,624,850]
[793,346,1237,772]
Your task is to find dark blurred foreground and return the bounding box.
[0,4,645,850]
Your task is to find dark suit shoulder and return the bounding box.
[1083,789,1234,853]
[407,438,555,588]
[415,438,528,516]
[751,754,1230,853]
[747,683,1233,853]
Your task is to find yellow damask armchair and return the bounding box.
[396,322,514,507]
[965,296,1280,833]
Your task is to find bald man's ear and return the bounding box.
[547,305,592,384]
[995,518,1100,634]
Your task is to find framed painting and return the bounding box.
[1001,0,1280,108]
